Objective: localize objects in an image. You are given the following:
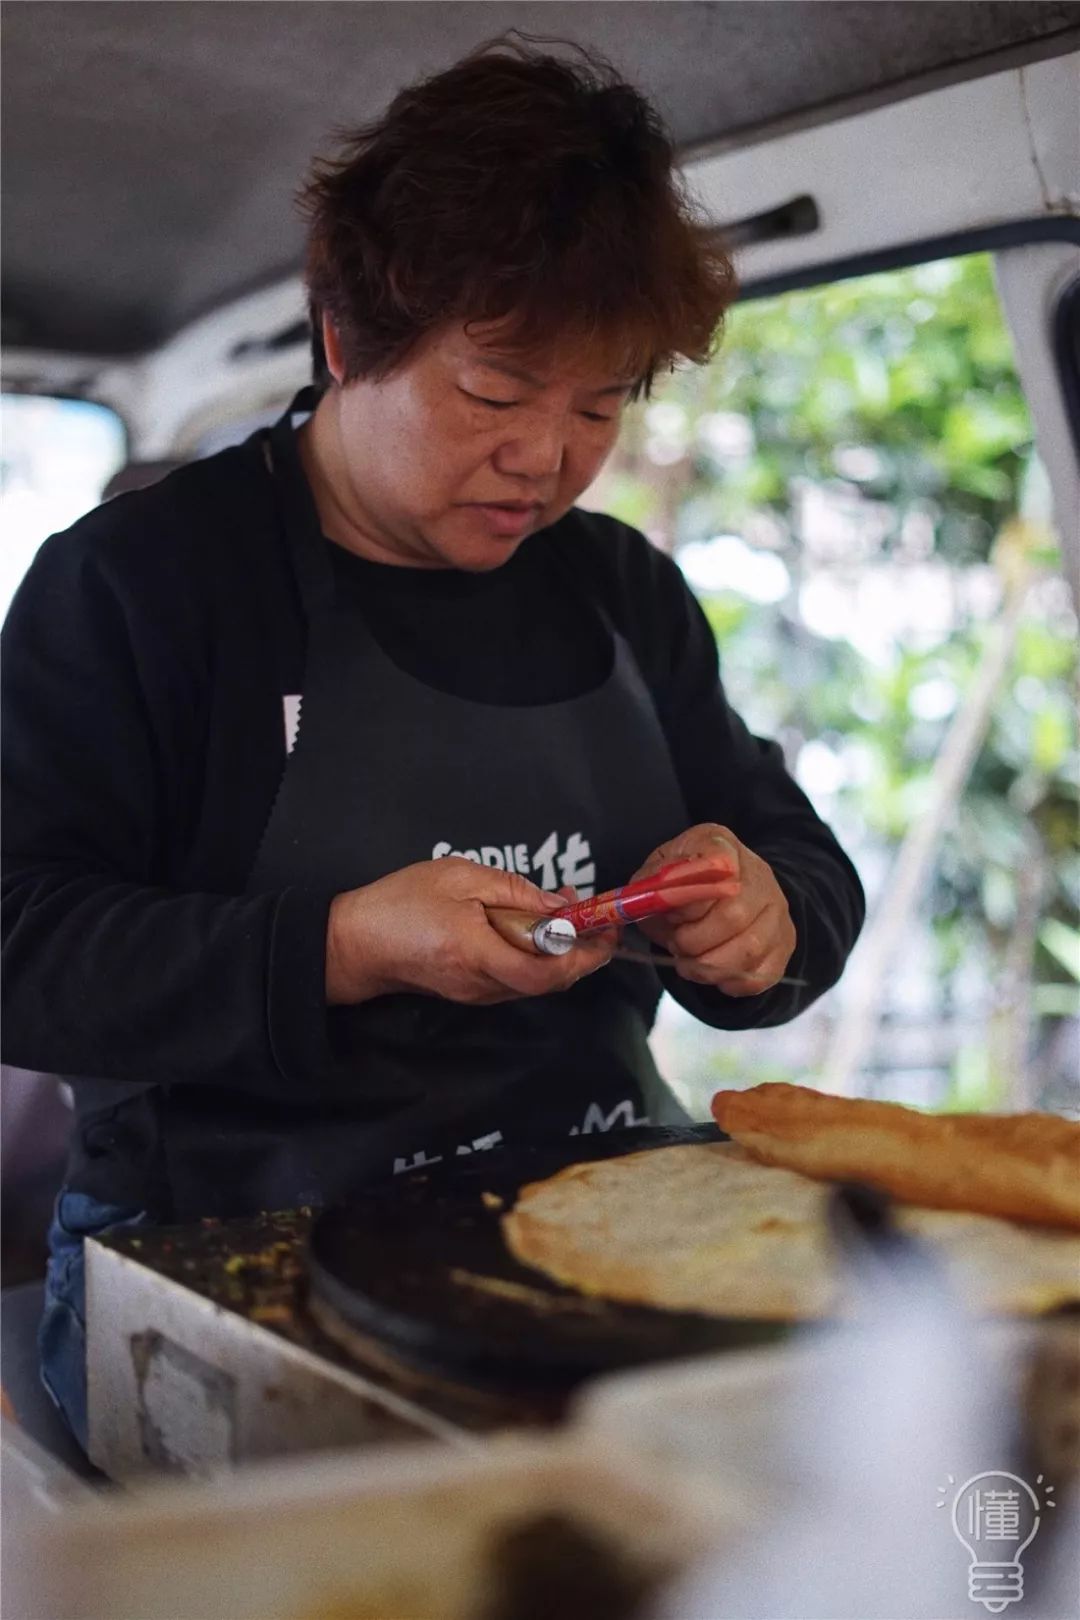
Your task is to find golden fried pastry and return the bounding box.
[711,1083,1080,1229]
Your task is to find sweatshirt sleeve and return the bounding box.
[610,525,865,1030]
[1,519,334,1093]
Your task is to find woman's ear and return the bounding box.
[321,312,347,386]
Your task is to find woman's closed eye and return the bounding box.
[459,389,616,423]
[460,389,517,410]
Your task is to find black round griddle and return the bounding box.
[308,1124,791,1392]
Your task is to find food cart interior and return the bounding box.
[2,4,1079,1617]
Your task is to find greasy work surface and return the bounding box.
[98,1210,561,1431]
[309,1125,791,1391]
[102,1208,316,1337]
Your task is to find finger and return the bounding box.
[641,825,742,871]
[627,871,741,936]
[470,979,531,1005]
[477,911,617,992]
[566,926,618,976]
[629,835,743,901]
[707,829,740,867]
[715,942,795,997]
[672,914,777,986]
[477,942,577,997]
[669,893,762,957]
[431,956,545,1005]
[636,914,676,950]
[630,837,702,884]
[472,951,617,1002]
[661,886,740,930]
[441,858,564,913]
[478,930,614,999]
[538,925,618,991]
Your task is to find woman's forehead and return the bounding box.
[440,321,640,389]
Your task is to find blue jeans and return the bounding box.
[39,1189,145,1452]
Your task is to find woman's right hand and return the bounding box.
[325,857,615,1005]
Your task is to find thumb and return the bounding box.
[708,830,740,871]
[467,865,566,912]
[632,839,682,882]
[638,829,741,881]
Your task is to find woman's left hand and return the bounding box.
[629,823,796,996]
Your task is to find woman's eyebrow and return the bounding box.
[475,359,632,395]
[475,359,542,387]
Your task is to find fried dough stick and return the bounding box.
[712,1083,1080,1230]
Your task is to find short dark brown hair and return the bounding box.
[299,33,737,400]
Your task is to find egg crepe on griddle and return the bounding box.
[502,1142,1080,1320]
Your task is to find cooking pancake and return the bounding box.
[502,1142,1080,1320]
[711,1084,1080,1229]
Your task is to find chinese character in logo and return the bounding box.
[937,1471,1056,1612]
[530,830,596,897]
[968,1489,1022,1544]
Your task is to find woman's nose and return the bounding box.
[494,420,566,480]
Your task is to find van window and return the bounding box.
[1,394,126,624]
[586,252,1078,1114]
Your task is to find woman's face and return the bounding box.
[311,320,635,571]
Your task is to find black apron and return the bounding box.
[162,390,691,1216]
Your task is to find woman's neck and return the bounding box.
[295,391,439,568]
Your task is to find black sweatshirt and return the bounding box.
[1,429,865,1211]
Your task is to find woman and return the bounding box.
[2,37,864,1445]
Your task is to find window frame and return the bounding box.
[1051,268,1080,463]
[735,214,1080,458]
[0,385,131,465]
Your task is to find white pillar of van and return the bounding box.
[993,243,1080,617]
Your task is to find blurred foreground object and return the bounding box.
[21,1437,740,1620]
[649,1184,1080,1619]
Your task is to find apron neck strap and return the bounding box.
[267,387,336,617]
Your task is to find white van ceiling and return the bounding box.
[3,0,1079,358]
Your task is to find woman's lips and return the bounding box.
[467,503,541,538]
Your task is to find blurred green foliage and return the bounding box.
[597,253,1079,1103]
